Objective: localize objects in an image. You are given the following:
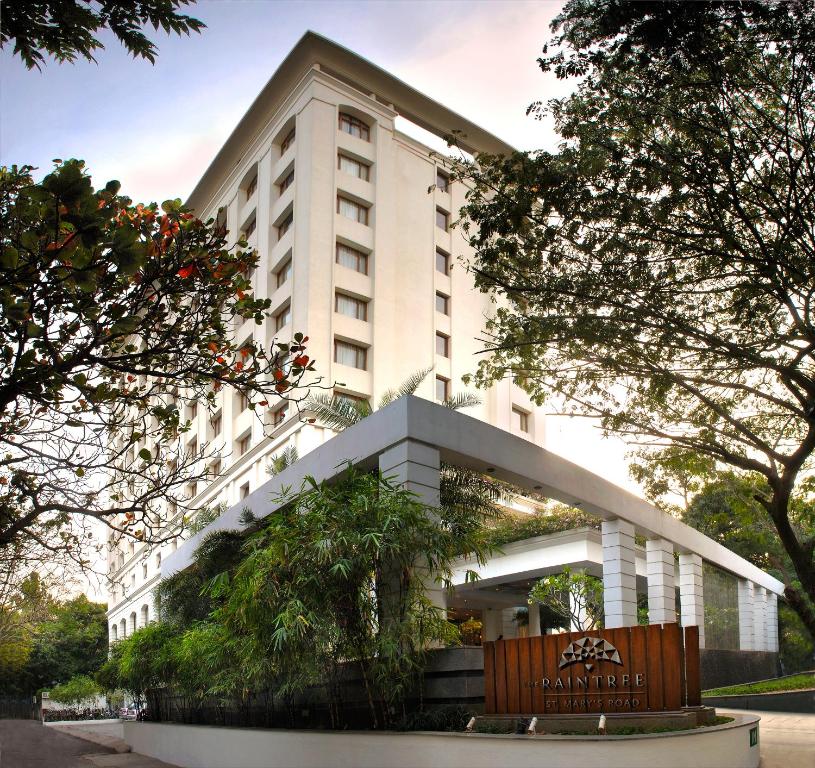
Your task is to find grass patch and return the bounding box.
[703,672,815,697]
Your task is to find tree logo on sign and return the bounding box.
[558,637,623,672]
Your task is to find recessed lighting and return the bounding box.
[486,467,495,473]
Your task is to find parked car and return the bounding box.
[119,707,140,721]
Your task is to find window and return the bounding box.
[337,196,369,225]
[280,128,295,154]
[237,391,249,412]
[274,303,291,331]
[436,208,449,231]
[336,243,368,274]
[338,154,369,181]
[187,481,197,498]
[142,563,147,579]
[210,459,221,477]
[212,413,222,436]
[240,482,250,500]
[435,376,450,402]
[436,170,449,192]
[278,211,293,240]
[435,292,449,315]
[189,401,198,420]
[270,404,288,427]
[279,169,294,193]
[436,248,449,274]
[334,340,367,370]
[243,217,256,239]
[131,573,136,588]
[237,433,251,456]
[276,258,292,287]
[512,406,530,433]
[435,333,450,358]
[339,112,370,141]
[189,436,198,456]
[335,292,368,321]
[246,174,257,199]
[155,552,162,568]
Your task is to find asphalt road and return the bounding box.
[0,719,115,768]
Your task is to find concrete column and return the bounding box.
[482,608,502,641]
[601,519,638,628]
[766,592,779,652]
[527,602,541,637]
[753,586,767,651]
[679,553,705,649]
[501,608,518,639]
[646,538,676,624]
[738,579,755,651]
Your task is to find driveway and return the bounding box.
[0,719,115,767]
[720,709,815,768]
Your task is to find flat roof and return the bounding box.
[187,31,514,214]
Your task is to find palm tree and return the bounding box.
[304,368,481,431]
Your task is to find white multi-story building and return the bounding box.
[106,32,544,640]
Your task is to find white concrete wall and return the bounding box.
[124,717,761,768]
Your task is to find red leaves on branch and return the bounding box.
[177,264,195,279]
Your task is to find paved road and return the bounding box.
[721,710,815,768]
[0,719,115,767]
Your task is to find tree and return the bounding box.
[49,674,100,706]
[529,567,603,632]
[450,1,815,636]
[0,161,315,570]
[1,0,204,70]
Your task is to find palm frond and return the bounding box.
[378,367,433,408]
[268,445,299,476]
[305,393,372,432]
[442,392,482,411]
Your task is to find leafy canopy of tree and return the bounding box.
[451,0,815,636]
[529,567,604,633]
[0,0,204,70]
[0,161,315,568]
[0,576,107,695]
[49,674,100,706]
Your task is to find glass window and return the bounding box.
[155,552,161,567]
[337,196,369,225]
[237,434,251,455]
[435,333,449,357]
[436,248,449,274]
[435,292,449,314]
[280,128,295,154]
[237,391,249,412]
[338,154,370,181]
[246,174,257,199]
[274,304,291,331]
[240,483,250,500]
[142,563,147,579]
[212,414,221,436]
[278,211,293,240]
[276,258,292,288]
[336,243,368,274]
[339,112,370,141]
[335,292,368,321]
[436,208,449,231]
[271,404,288,427]
[512,406,530,433]
[334,340,367,370]
[243,217,256,239]
[436,170,449,192]
[435,376,449,402]
[703,562,741,650]
[279,169,294,193]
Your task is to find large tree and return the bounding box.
[0,0,204,70]
[451,2,815,635]
[0,161,315,572]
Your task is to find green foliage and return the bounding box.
[529,567,603,632]
[704,672,814,697]
[187,503,225,536]
[449,0,815,639]
[483,506,600,549]
[49,674,100,706]
[267,445,298,476]
[396,703,475,732]
[117,622,181,707]
[0,161,315,568]
[1,0,205,70]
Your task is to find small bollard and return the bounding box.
[465,717,476,732]
[598,714,607,735]
[527,716,538,735]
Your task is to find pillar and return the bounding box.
[482,608,503,641]
[527,602,541,637]
[378,440,445,617]
[679,553,705,648]
[646,538,676,624]
[501,608,518,639]
[753,586,767,651]
[766,592,779,652]
[601,519,638,628]
[738,579,755,651]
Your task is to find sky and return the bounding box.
[1,0,643,595]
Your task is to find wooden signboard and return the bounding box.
[483,623,700,715]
